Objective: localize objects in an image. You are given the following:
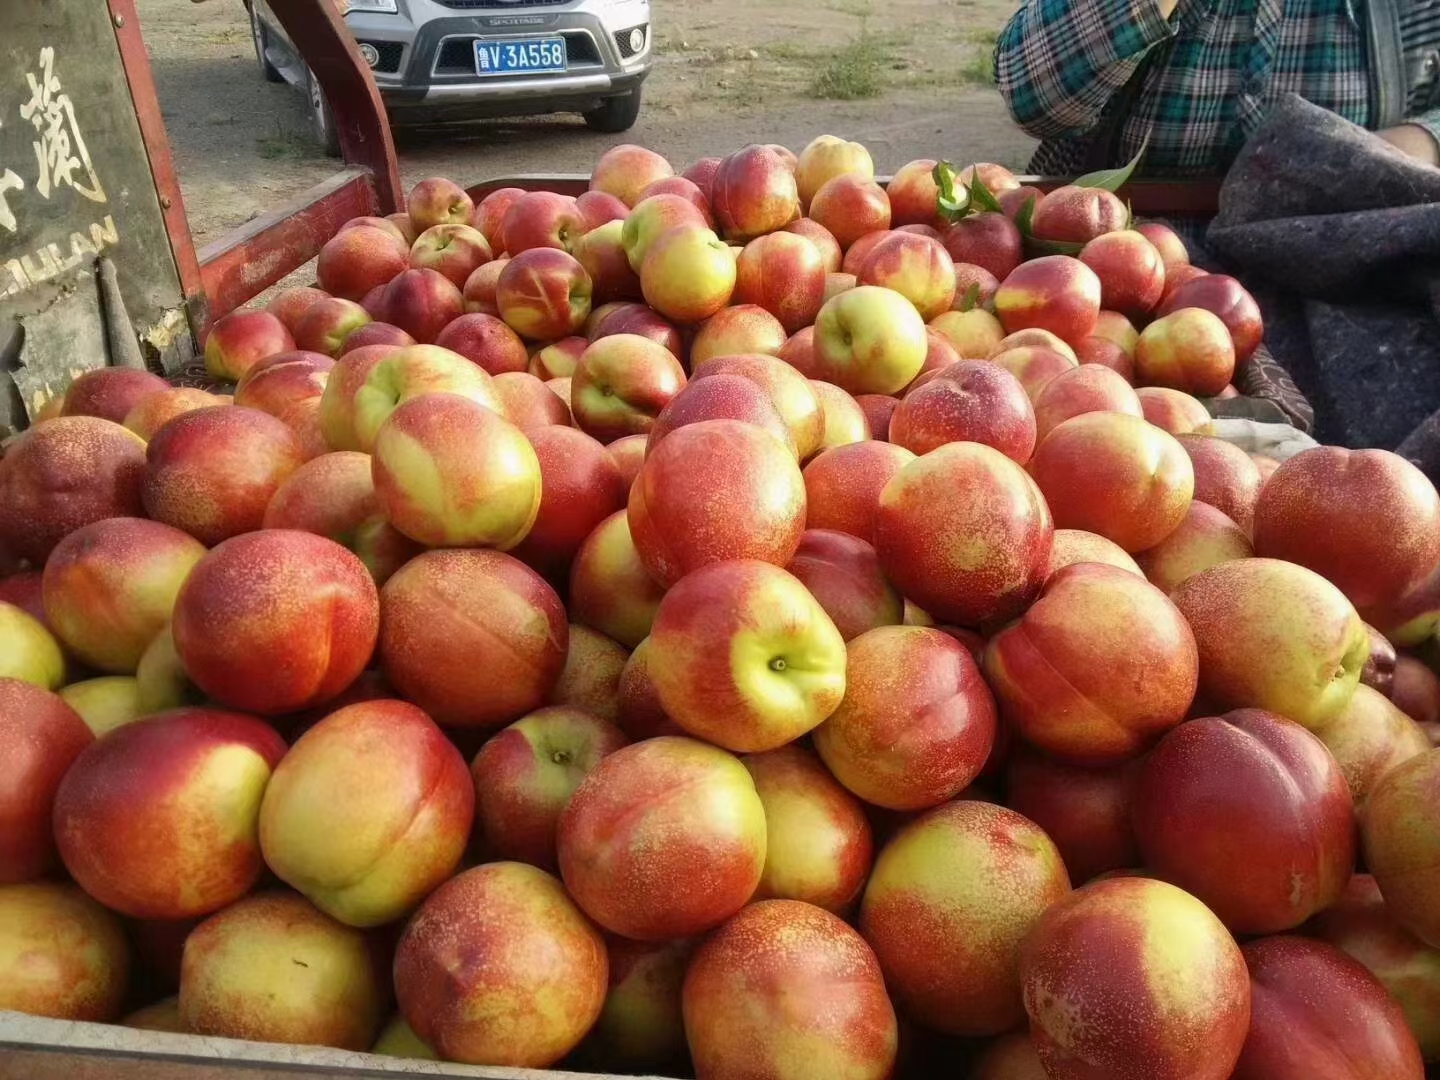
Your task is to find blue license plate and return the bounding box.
[474,37,568,76]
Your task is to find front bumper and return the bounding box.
[346,0,652,118]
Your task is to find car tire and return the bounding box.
[250,3,285,84]
[583,89,642,134]
[307,70,343,158]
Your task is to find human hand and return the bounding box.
[1378,124,1440,167]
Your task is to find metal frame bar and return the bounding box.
[465,176,1223,219]
[266,0,403,213]
[197,168,381,322]
[104,0,207,328]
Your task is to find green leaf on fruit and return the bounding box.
[966,166,1004,214]
[932,161,971,222]
[1014,195,1037,236]
[958,282,981,312]
[1023,236,1087,257]
[1071,136,1149,193]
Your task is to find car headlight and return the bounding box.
[341,0,399,14]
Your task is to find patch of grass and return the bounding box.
[960,47,996,85]
[256,126,312,161]
[808,33,889,100]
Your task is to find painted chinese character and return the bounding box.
[0,168,23,234]
[19,47,106,204]
[0,117,23,234]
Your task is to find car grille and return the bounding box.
[435,32,601,74]
[614,25,647,59]
[432,0,571,8]
[359,40,404,73]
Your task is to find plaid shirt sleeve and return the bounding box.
[994,0,1178,139]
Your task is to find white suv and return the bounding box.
[246,0,653,152]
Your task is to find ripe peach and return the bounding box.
[1020,877,1249,1080]
[592,143,674,207]
[204,308,297,381]
[545,623,627,726]
[815,625,997,809]
[372,393,542,549]
[0,881,129,1021]
[380,549,567,729]
[557,736,766,940]
[1079,230,1166,317]
[647,374,794,455]
[694,353,826,459]
[501,190,586,255]
[1137,385,1211,434]
[179,891,385,1050]
[786,528,903,641]
[1254,446,1440,608]
[647,560,846,752]
[123,387,223,441]
[710,145,802,242]
[142,406,304,544]
[784,217,843,272]
[744,744,874,913]
[683,900,898,1080]
[41,517,204,674]
[985,563,1198,764]
[1046,528,1144,578]
[876,442,1053,625]
[795,134,875,208]
[988,345,1080,404]
[0,417,146,564]
[628,419,805,587]
[569,510,665,650]
[995,256,1103,346]
[861,800,1071,1035]
[801,441,913,544]
[1135,501,1253,592]
[1030,185,1128,244]
[811,379,873,448]
[54,708,286,919]
[0,680,92,884]
[267,285,329,335]
[809,174,891,250]
[470,186,524,250]
[858,232,956,320]
[576,937,691,1075]
[1308,872,1440,1060]
[262,450,420,586]
[463,257,507,315]
[572,332,687,444]
[408,176,473,230]
[690,305,787,365]
[1029,411,1194,552]
[260,700,473,927]
[942,212,1022,279]
[1006,749,1139,883]
[893,362,1033,460]
[295,296,372,356]
[1134,709,1354,932]
[173,531,375,713]
[1231,936,1424,1079]
[470,706,627,870]
[1312,684,1431,807]
[1363,748,1440,948]
[1158,273,1264,363]
[1032,363,1142,441]
[1177,432,1263,532]
[317,225,409,301]
[61,368,168,425]
[886,157,942,227]
[1173,558,1370,728]
[1135,307,1236,395]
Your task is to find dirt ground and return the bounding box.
[135,0,1036,249]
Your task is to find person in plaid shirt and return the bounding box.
[996,0,1440,174]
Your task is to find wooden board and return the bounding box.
[0,1013,676,1080]
[0,0,193,431]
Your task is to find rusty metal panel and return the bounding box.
[0,1013,670,1080]
[0,0,193,432]
[197,168,381,328]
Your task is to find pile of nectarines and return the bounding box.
[1,135,1439,1080]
